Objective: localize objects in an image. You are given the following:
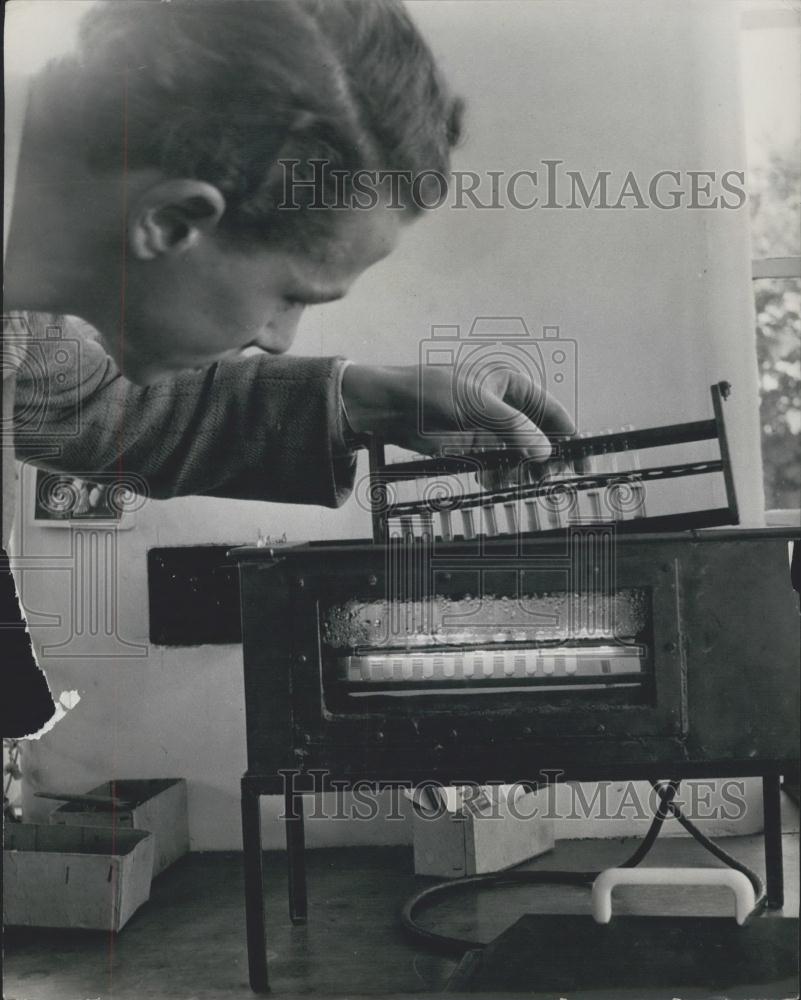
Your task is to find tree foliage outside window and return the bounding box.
[749,149,801,510]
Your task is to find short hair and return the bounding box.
[58,0,463,247]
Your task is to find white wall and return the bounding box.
[17,0,766,848]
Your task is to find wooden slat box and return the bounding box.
[411,785,554,878]
[49,778,189,877]
[3,823,154,931]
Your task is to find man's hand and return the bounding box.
[341,363,577,464]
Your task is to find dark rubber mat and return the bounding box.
[455,913,799,996]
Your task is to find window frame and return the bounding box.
[741,7,801,525]
[750,261,801,527]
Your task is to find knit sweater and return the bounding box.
[14,318,358,507]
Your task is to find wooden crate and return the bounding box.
[411,785,554,878]
[3,823,154,931]
[49,778,189,877]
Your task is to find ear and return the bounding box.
[128,180,226,260]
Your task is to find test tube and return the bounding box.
[562,456,579,525]
[438,509,454,542]
[524,494,541,533]
[579,431,604,522]
[543,461,565,530]
[602,428,618,521]
[622,423,648,519]
[503,500,519,534]
[482,504,499,536]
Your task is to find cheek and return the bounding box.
[266,299,298,326]
[132,265,229,351]
[189,292,270,351]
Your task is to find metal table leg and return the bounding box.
[285,783,308,924]
[762,773,784,909]
[241,777,269,992]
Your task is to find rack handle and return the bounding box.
[591,867,755,925]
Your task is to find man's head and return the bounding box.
[8,0,462,382]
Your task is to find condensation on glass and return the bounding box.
[321,588,651,697]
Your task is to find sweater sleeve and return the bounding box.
[14,328,358,507]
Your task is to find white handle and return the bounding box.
[591,867,756,925]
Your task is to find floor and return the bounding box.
[4,830,799,1000]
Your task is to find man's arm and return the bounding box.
[15,316,579,507]
[15,330,357,507]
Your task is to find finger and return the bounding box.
[502,372,577,439]
[73,485,91,515]
[472,395,554,461]
[501,372,591,472]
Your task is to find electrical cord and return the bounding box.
[646,779,767,918]
[400,779,766,955]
